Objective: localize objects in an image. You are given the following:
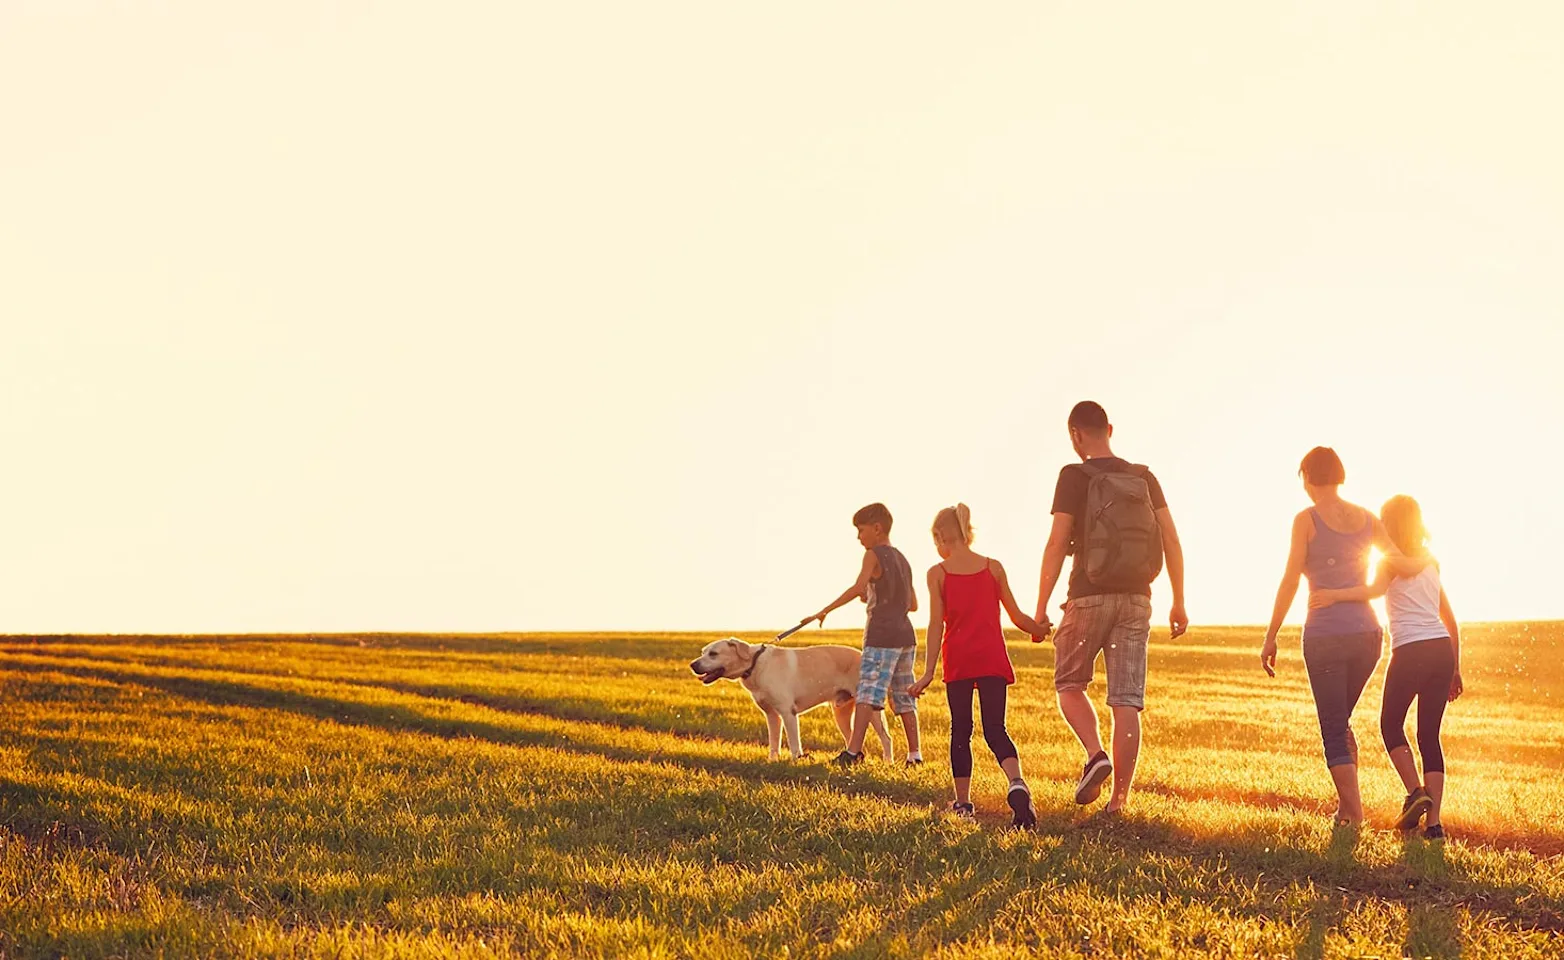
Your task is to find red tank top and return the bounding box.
[939,563,1015,684]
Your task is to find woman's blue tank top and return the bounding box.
[1303,508,1379,639]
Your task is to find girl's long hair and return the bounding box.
[1381,495,1432,560]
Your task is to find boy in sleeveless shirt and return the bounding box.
[809,502,923,766]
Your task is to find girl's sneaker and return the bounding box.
[1423,823,1445,841]
[1007,781,1038,829]
[833,750,863,768]
[949,801,976,820]
[1395,788,1433,831]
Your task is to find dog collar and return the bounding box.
[737,644,768,679]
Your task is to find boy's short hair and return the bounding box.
[1068,401,1110,434]
[852,502,893,532]
[1299,446,1346,486]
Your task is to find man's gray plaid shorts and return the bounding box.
[1052,593,1152,710]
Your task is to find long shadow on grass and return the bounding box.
[3,632,736,661]
[0,777,112,850]
[0,657,933,808]
[8,656,1564,938]
[0,642,761,742]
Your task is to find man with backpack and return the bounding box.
[1033,401,1188,814]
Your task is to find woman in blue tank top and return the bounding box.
[1260,447,1429,826]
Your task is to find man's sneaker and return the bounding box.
[833,750,863,768]
[1395,788,1433,831]
[1423,823,1445,841]
[1074,751,1113,805]
[949,801,976,820]
[904,757,924,768]
[1007,781,1037,829]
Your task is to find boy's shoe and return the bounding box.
[1007,781,1038,829]
[1074,751,1113,805]
[1423,823,1445,841]
[949,801,976,820]
[833,750,863,768]
[1395,788,1433,831]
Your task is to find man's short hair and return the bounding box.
[852,502,893,532]
[1299,447,1346,486]
[1068,401,1110,434]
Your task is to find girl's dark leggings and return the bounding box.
[1380,637,1455,774]
[946,676,1018,778]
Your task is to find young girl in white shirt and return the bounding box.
[1312,494,1463,839]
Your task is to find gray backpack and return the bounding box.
[1076,461,1164,589]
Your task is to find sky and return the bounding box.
[1,1,1561,633]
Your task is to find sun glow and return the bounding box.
[0,3,1561,632]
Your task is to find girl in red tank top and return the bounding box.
[909,504,1050,827]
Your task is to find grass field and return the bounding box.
[1,625,1562,959]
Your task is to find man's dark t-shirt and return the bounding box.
[1051,457,1168,602]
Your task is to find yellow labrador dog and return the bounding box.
[689,638,894,761]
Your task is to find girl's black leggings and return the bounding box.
[1380,636,1455,774]
[946,676,1018,778]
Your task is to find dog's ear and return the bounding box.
[726,639,739,649]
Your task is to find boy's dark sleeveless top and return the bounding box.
[864,544,916,649]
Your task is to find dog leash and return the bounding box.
[773,619,813,644]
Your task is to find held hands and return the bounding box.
[1449,671,1464,702]
[1260,634,1279,677]
[908,674,934,698]
[1169,603,1189,640]
[1030,615,1054,644]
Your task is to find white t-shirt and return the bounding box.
[1386,564,1448,649]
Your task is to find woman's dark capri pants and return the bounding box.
[1302,631,1382,768]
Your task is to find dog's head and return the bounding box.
[689,638,750,685]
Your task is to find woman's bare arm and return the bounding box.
[1373,517,1432,577]
[1262,512,1311,676]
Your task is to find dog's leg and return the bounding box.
[832,699,855,745]
[782,710,805,760]
[764,709,782,761]
[868,708,894,762]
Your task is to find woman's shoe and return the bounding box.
[949,801,976,820]
[1423,823,1445,841]
[1395,787,1433,831]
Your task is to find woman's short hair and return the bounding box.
[1299,446,1346,486]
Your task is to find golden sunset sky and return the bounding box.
[2,2,1560,632]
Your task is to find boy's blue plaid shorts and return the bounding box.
[857,645,917,715]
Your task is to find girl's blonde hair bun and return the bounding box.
[933,503,976,546]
